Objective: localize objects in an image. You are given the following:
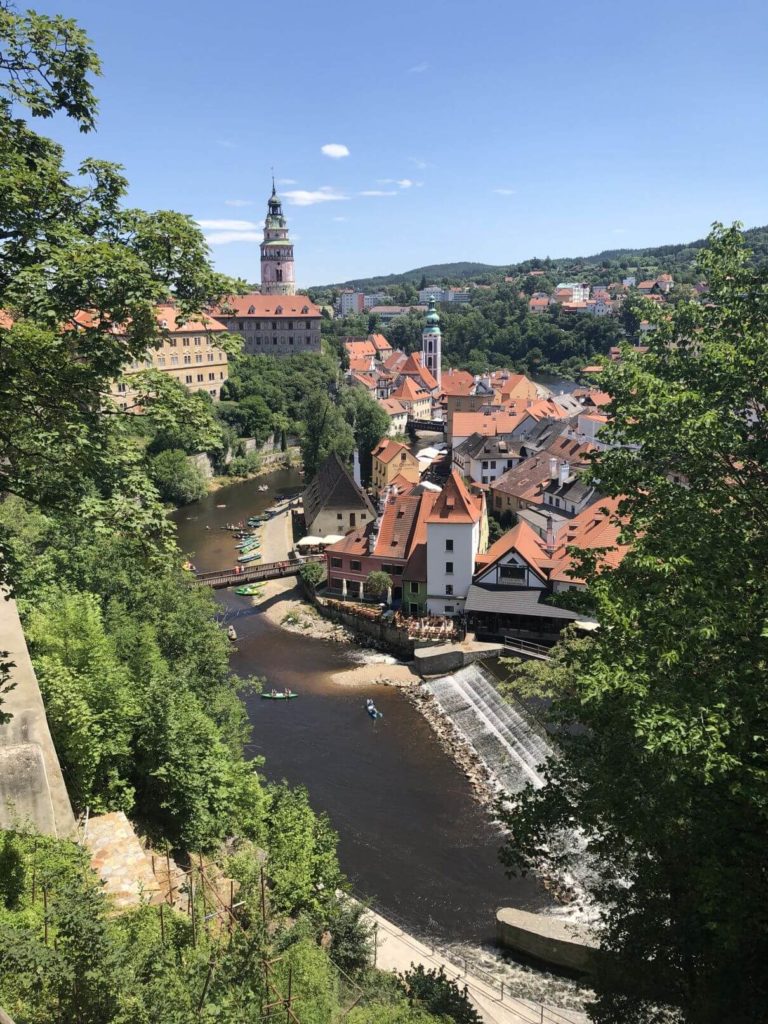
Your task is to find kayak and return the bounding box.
[365,699,383,719]
[261,691,298,700]
[235,584,265,596]
[236,539,261,551]
[237,551,262,563]
[227,626,237,641]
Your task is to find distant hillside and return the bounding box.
[317,262,501,291]
[314,225,768,291]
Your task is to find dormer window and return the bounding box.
[160,319,168,328]
[248,305,255,314]
[275,305,283,314]
[302,306,309,314]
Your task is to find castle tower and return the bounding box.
[260,179,295,295]
[422,296,442,386]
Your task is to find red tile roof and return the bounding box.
[378,397,406,416]
[475,520,547,574]
[548,496,629,584]
[349,355,375,372]
[216,293,320,318]
[391,376,429,402]
[452,410,524,438]
[155,304,226,334]
[345,338,377,359]
[399,351,438,391]
[372,439,413,465]
[369,332,392,352]
[427,469,482,524]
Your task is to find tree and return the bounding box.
[148,448,208,505]
[498,225,768,1023]
[401,965,481,1024]
[341,388,390,485]
[299,560,325,589]
[300,391,355,479]
[365,571,392,600]
[0,2,240,590]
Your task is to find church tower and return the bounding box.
[260,180,295,295]
[422,296,442,387]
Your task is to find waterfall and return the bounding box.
[425,663,552,794]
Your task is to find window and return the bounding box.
[331,557,342,568]
[495,496,502,508]
[337,513,343,520]
[445,539,454,551]
[194,337,201,346]
[157,356,166,367]
[183,354,191,365]
[271,321,277,330]
[169,338,177,347]
[196,374,203,382]
[500,564,526,581]
[183,338,190,347]
[490,460,496,469]
[360,513,366,520]
[445,561,454,574]
[185,374,192,384]
[195,354,203,363]
[208,352,215,361]
[208,372,215,380]
[289,337,294,345]
[445,585,453,596]
[209,389,217,396]
[410,582,419,594]
[171,355,179,366]
[117,382,127,393]
[444,605,455,614]
[350,560,361,571]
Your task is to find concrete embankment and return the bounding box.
[0,596,75,838]
[367,905,588,1024]
[496,909,600,975]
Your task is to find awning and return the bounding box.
[465,585,582,620]
[320,534,345,544]
[296,536,322,546]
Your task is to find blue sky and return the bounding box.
[32,0,768,286]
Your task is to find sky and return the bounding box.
[29,0,768,287]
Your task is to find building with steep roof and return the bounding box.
[390,375,433,421]
[371,439,421,494]
[452,432,523,485]
[426,470,487,616]
[302,453,376,537]
[377,397,408,436]
[490,436,595,517]
[261,180,295,295]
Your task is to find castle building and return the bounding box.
[261,181,295,295]
[422,296,442,387]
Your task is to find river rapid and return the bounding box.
[171,468,548,945]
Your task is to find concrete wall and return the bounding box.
[496,908,599,974]
[301,582,415,658]
[413,643,504,676]
[0,597,76,838]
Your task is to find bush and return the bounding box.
[401,965,481,1023]
[227,451,263,477]
[148,449,208,505]
[299,561,325,589]
[365,571,392,600]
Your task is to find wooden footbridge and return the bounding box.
[194,555,324,590]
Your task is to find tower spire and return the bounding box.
[422,295,442,387]
[261,176,295,295]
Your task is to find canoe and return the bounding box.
[227,626,237,641]
[236,539,261,551]
[261,692,298,700]
[235,584,265,596]
[237,551,262,563]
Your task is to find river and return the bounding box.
[171,468,548,945]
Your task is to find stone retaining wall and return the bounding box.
[496,908,600,974]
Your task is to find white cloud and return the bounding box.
[360,189,398,197]
[493,188,516,196]
[397,178,414,189]
[333,216,349,222]
[321,143,350,159]
[377,178,415,189]
[205,231,263,245]
[409,157,428,170]
[282,186,347,206]
[408,62,429,74]
[277,177,298,185]
[197,219,261,230]
[224,199,253,207]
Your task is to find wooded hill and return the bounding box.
[316,224,768,291]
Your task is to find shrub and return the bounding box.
[148,449,208,505]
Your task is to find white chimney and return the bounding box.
[548,457,558,480]
[545,514,555,554]
[353,448,362,487]
[559,460,570,486]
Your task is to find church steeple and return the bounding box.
[422,296,442,387]
[261,178,295,295]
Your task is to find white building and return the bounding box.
[556,281,590,303]
[426,470,485,616]
[339,290,364,315]
[418,287,471,304]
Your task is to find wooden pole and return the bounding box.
[42,887,48,946]
[285,966,292,1024]
[166,851,174,906]
[190,871,197,947]
[197,957,216,1014]
[160,903,166,947]
[31,839,37,902]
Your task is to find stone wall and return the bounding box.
[300,582,415,659]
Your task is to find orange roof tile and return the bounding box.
[216,293,320,318]
[452,411,524,438]
[548,496,629,584]
[391,376,429,402]
[345,338,377,359]
[399,351,438,391]
[372,439,413,465]
[475,520,547,575]
[369,332,392,352]
[378,397,406,416]
[427,470,481,524]
[349,355,376,372]
[155,304,226,333]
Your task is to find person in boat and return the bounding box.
[284,687,290,697]
[271,688,277,697]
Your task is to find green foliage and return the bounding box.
[401,964,481,1023]
[148,448,209,505]
[498,225,768,1022]
[300,391,356,479]
[227,450,262,478]
[340,387,391,485]
[365,571,392,599]
[262,783,345,917]
[298,560,325,589]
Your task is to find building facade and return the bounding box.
[214,294,322,357]
[261,182,295,295]
[110,304,229,409]
[425,471,486,616]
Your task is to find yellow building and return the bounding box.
[111,304,229,410]
[371,439,421,495]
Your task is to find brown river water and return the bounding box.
[171,467,549,945]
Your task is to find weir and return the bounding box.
[425,663,552,794]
